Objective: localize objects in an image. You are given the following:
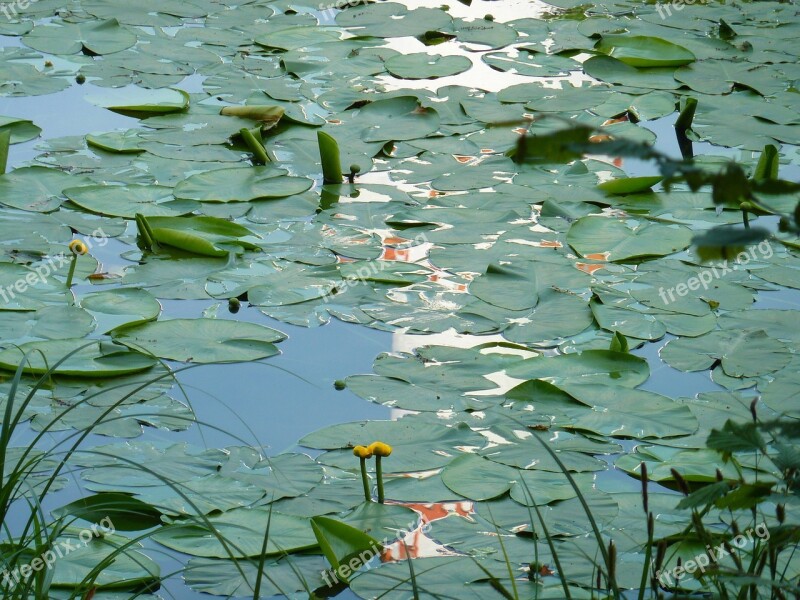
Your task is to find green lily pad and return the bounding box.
[0,166,92,212]
[24,18,137,55]
[0,115,41,144]
[86,87,190,116]
[661,329,792,377]
[385,53,472,79]
[80,288,161,333]
[505,349,649,387]
[143,215,261,257]
[567,217,693,262]
[597,175,663,195]
[595,35,696,67]
[583,55,681,89]
[64,184,199,217]
[152,507,317,558]
[0,339,156,377]
[112,318,286,363]
[174,166,313,203]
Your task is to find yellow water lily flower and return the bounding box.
[352,445,373,459]
[68,239,88,255]
[368,441,392,457]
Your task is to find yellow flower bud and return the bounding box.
[353,445,372,459]
[368,441,392,457]
[69,240,88,255]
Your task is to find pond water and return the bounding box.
[1,0,799,598]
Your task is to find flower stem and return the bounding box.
[65,255,78,288]
[359,457,371,502]
[376,456,385,504]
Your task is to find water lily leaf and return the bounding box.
[174,166,312,202]
[719,309,800,344]
[442,453,519,500]
[0,305,94,343]
[426,513,540,563]
[112,318,286,363]
[556,383,699,439]
[595,35,696,67]
[350,556,543,600]
[311,515,383,582]
[219,104,285,126]
[484,47,579,77]
[246,268,338,307]
[470,263,538,311]
[335,3,452,38]
[583,55,681,89]
[499,80,613,111]
[567,217,693,262]
[0,166,92,212]
[452,17,517,49]
[302,416,486,473]
[64,184,199,217]
[81,288,161,333]
[505,349,649,387]
[86,129,144,153]
[482,431,610,472]
[86,87,189,116]
[185,555,327,597]
[759,356,800,417]
[675,60,787,96]
[508,469,593,506]
[50,528,159,589]
[142,215,261,257]
[356,96,441,143]
[0,339,156,377]
[477,492,618,538]
[0,115,40,144]
[24,18,137,55]
[597,175,662,195]
[53,492,163,531]
[385,53,472,79]
[503,291,593,344]
[590,299,666,341]
[0,59,72,97]
[661,329,792,377]
[152,507,317,558]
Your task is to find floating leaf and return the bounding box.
[595,35,696,67]
[112,318,286,363]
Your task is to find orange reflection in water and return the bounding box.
[576,262,606,275]
[380,501,474,562]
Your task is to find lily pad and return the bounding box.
[385,53,472,79]
[567,217,693,262]
[0,339,156,377]
[64,184,199,217]
[174,166,313,203]
[595,35,696,67]
[112,318,286,363]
